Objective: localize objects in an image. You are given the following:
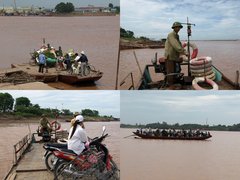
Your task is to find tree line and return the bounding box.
[54,2,120,14]
[121,121,240,131]
[0,92,112,119]
[120,27,150,40]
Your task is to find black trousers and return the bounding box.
[39,64,44,73]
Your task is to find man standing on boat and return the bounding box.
[38,51,46,73]
[164,22,188,85]
[78,51,89,76]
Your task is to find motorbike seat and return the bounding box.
[44,143,67,149]
[59,148,77,155]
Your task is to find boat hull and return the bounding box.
[58,72,103,84]
[133,132,212,140]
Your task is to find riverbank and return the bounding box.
[120,38,164,50]
[0,114,120,124]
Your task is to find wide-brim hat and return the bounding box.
[81,51,85,55]
[74,112,80,116]
[172,22,183,29]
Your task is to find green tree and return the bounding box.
[62,109,72,115]
[55,2,74,13]
[109,3,114,8]
[0,93,14,112]
[81,109,99,117]
[120,27,135,38]
[15,97,31,107]
[114,6,120,13]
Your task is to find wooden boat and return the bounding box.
[4,130,68,180]
[58,71,103,84]
[133,131,212,140]
[136,63,239,90]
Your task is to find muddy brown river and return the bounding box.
[0,16,120,90]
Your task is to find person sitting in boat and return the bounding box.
[39,114,52,134]
[154,128,160,136]
[77,51,89,76]
[68,115,88,155]
[164,22,188,86]
[162,129,168,137]
[38,51,46,73]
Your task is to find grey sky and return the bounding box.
[1,0,119,9]
[121,0,240,40]
[1,90,120,117]
[121,91,240,126]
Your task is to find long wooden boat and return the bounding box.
[133,131,212,140]
[58,71,103,84]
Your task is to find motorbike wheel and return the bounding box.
[108,159,120,180]
[54,160,77,180]
[95,159,120,180]
[45,152,57,171]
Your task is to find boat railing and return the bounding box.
[13,133,32,165]
[120,72,135,90]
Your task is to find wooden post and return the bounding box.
[235,70,239,88]
[115,41,121,90]
[133,51,143,76]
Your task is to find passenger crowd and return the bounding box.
[136,128,211,138]
[36,44,89,76]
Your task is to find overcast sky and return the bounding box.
[1,0,119,9]
[0,90,120,117]
[121,0,240,40]
[121,91,240,126]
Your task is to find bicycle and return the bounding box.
[70,63,96,76]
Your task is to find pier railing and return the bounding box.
[13,133,32,165]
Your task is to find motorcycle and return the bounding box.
[53,126,119,180]
[43,142,68,171]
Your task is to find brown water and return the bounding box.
[121,128,240,180]
[119,40,240,89]
[0,16,120,90]
[0,121,120,179]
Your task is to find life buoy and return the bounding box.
[51,121,61,131]
[190,57,212,66]
[190,63,212,70]
[192,77,218,90]
[191,69,214,77]
[190,66,212,74]
[182,42,198,59]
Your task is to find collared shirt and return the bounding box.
[164,31,185,61]
[68,125,87,155]
[79,54,88,63]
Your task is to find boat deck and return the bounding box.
[6,143,53,180]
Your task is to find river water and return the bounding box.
[0,16,119,90]
[121,128,240,180]
[0,121,120,180]
[119,40,240,89]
